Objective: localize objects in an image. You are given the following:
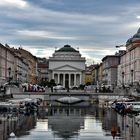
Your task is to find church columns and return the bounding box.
[80,74,82,85]
[69,74,71,88]
[52,72,54,79]
[58,73,60,84]
[74,74,76,86]
[63,74,65,87]
[74,73,81,86]
[54,73,57,83]
[52,72,82,88]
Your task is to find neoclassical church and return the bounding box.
[49,45,86,88]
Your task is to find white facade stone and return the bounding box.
[49,45,85,88]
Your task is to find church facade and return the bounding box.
[49,45,86,88]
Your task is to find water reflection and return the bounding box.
[48,106,85,139]
[1,101,139,140]
[117,114,139,140]
[0,113,36,140]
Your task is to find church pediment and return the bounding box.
[53,65,82,71]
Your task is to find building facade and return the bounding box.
[9,47,29,83]
[49,45,86,88]
[18,48,38,84]
[118,28,140,86]
[98,63,103,86]
[92,64,100,85]
[0,44,30,85]
[0,44,15,84]
[85,65,95,85]
[37,57,49,84]
[102,55,120,86]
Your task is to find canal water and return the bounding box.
[0,101,138,140]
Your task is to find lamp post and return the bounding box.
[116,45,125,48]
[8,67,11,84]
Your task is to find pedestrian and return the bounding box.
[51,86,53,92]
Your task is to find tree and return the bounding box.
[48,79,56,87]
[79,84,85,90]
[86,82,91,86]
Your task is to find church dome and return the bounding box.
[126,38,132,47]
[133,28,140,38]
[126,28,140,47]
[56,45,78,52]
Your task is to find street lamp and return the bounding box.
[115,45,126,52]
[116,45,125,48]
[8,67,11,84]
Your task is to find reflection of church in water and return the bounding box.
[47,104,100,139]
[48,106,87,139]
[49,106,87,116]
[0,114,37,140]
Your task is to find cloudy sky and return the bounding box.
[0,0,140,65]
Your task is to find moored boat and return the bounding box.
[0,98,42,114]
[111,101,140,115]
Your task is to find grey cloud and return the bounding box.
[0,0,140,64]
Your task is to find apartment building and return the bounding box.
[37,57,49,85]
[18,48,38,84]
[0,44,15,84]
[118,28,140,86]
[102,55,120,86]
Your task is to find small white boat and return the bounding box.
[56,96,83,104]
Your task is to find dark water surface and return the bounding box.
[0,101,138,140]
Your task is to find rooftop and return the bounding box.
[56,45,79,52]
